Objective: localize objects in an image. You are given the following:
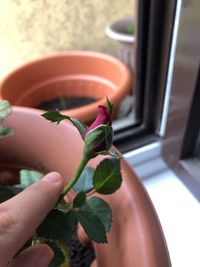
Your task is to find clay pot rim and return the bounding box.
[105,16,136,43]
[0,50,131,84]
[0,51,133,123]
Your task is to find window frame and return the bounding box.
[114,0,176,153]
[160,0,200,201]
[118,0,200,201]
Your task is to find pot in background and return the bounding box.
[0,51,132,124]
[105,16,136,71]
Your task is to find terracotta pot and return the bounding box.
[0,51,132,124]
[0,107,171,267]
[105,16,136,71]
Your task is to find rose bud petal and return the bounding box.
[85,105,112,135]
[83,105,113,156]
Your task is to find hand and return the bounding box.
[0,172,64,267]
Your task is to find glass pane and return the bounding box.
[0,0,137,125]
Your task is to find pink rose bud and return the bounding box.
[85,105,112,133]
[83,105,113,155]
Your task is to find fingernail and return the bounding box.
[36,245,54,267]
[42,172,61,183]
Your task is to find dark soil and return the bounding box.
[37,96,96,111]
[68,234,95,267]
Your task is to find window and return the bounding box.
[121,0,200,202]
[161,0,200,200]
[114,0,177,152]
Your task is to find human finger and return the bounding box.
[0,171,63,266]
[8,244,53,267]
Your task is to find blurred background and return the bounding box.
[0,0,136,79]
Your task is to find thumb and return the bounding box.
[0,171,64,266]
[8,244,53,267]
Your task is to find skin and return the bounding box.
[0,171,64,267]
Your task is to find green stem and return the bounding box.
[61,155,89,198]
[58,241,70,267]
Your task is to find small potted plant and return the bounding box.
[0,100,170,266]
[105,16,136,71]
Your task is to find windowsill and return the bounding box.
[181,157,200,184]
[124,143,200,267]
